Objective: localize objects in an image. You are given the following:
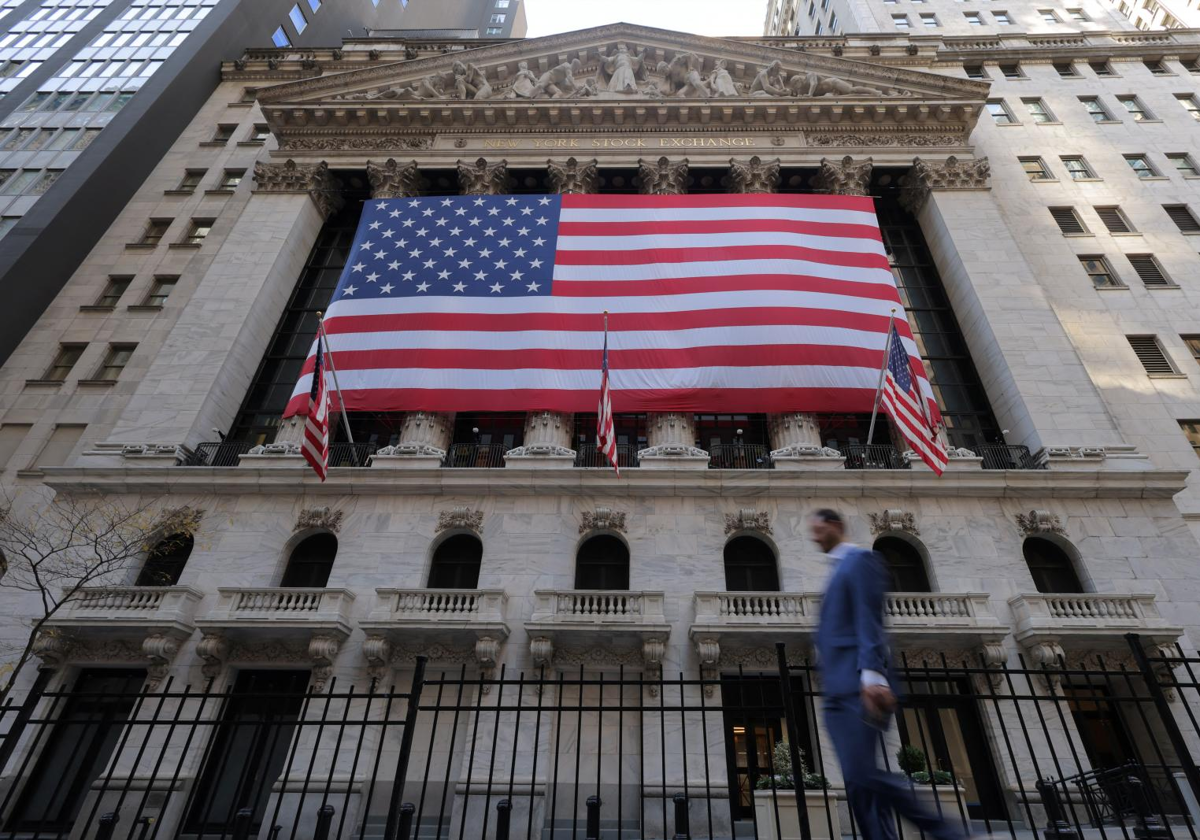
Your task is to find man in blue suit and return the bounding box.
[811,508,968,840]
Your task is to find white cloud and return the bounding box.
[522,0,767,38]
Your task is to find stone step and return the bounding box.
[540,818,642,840]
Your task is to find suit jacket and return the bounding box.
[815,545,893,698]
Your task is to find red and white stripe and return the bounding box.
[881,352,948,475]
[597,322,618,477]
[301,339,330,482]
[285,194,941,421]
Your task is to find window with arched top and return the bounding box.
[135,533,194,586]
[1023,537,1085,594]
[873,536,933,593]
[280,532,336,588]
[428,534,482,589]
[574,534,630,591]
[723,536,780,592]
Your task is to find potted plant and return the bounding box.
[753,741,841,840]
[896,745,966,831]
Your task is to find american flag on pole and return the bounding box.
[597,313,619,477]
[301,331,330,481]
[283,194,940,425]
[880,319,949,475]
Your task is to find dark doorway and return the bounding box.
[1065,685,1136,770]
[574,534,629,590]
[135,533,193,586]
[280,532,336,588]
[428,534,483,589]
[184,670,310,833]
[873,536,932,592]
[724,536,780,592]
[7,669,146,832]
[1023,537,1085,594]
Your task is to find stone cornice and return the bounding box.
[39,465,1190,500]
[252,159,344,219]
[899,154,991,213]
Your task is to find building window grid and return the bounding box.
[1124,155,1159,178]
[1178,421,1200,458]
[94,344,134,382]
[1176,94,1200,121]
[1119,96,1154,121]
[1079,256,1122,288]
[143,276,177,306]
[1168,153,1200,177]
[1024,98,1055,123]
[1062,156,1096,179]
[95,276,131,307]
[1020,157,1053,181]
[1081,96,1113,122]
[987,99,1017,125]
[43,344,83,382]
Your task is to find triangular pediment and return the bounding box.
[258,22,988,108]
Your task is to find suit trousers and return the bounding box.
[823,695,969,840]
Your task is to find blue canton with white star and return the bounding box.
[337,194,563,299]
[887,323,913,393]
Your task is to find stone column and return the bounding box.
[95,160,343,460]
[505,158,601,469]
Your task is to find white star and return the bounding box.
[408,199,420,208]
[536,217,549,225]
[397,239,408,249]
[538,196,552,205]
[474,270,488,281]
[449,227,463,236]
[382,229,394,239]
[409,249,422,259]
[453,281,467,292]
[498,237,512,248]
[518,227,531,236]
[520,207,533,216]
[438,269,451,280]
[502,217,515,227]
[430,237,443,248]
[487,207,501,216]
[479,248,493,258]
[388,261,401,271]
[459,258,473,269]
[416,281,431,292]
[526,281,541,292]
[380,283,394,294]
[423,259,436,269]
[440,197,452,207]
[510,269,524,280]
[402,219,415,227]
[352,262,365,273]
[376,201,388,211]
[390,209,402,219]
[366,272,381,282]
[463,237,477,247]
[533,237,546,247]
[505,197,518,206]
[494,258,508,269]
[530,258,544,269]
[422,207,435,217]
[469,217,482,227]
[443,247,457,257]
[402,271,416,281]
[490,282,504,293]
[473,197,485,206]
[514,247,527,258]
[416,228,428,237]
[484,227,497,237]
[369,220,382,230]
[455,207,467,216]
[342,284,358,296]
[435,217,448,227]
[375,249,387,259]
[360,241,374,251]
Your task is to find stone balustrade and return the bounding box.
[198,587,355,640]
[1009,592,1181,651]
[361,588,510,676]
[49,585,203,632]
[375,587,507,620]
[525,590,671,669]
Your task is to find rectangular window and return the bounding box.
[1095,206,1134,233]
[1050,206,1087,234]
[964,64,986,80]
[1061,156,1096,179]
[182,219,213,246]
[1176,94,1200,120]
[1127,335,1177,373]
[43,344,84,382]
[219,169,245,190]
[140,218,171,246]
[1020,157,1053,180]
[999,63,1023,79]
[95,344,135,382]
[1182,58,1200,74]
[1183,336,1200,363]
[987,100,1016,124]
[0,424,30,470]
[892,14,910,27]
[963,12,983,24]
[489,13,506,23]
[31,424,85,470]
[288,5,307,33]
[1119,96,1153,120]
[994,11,1012,23]
[1081,97,1112,122]
[1039,9,1059,21]
[211,124,236,144]
[143,276,177,306]
[1163,204,1200,233]
[485,26,503,34]
[1168,153,1200,176]
[95,276,131,307]
[1127,254,1171,286]
[247,124,270,144]
[307,0,320,10]
[47,129,80,151]
[30,170,62,195]
[3,170,41,195]
[1067,8,1088,19]
[1079,255,1122,288]
[176,169,206,193]
[1179,421,1200,458]
[1,128,33,151]
[271,26,290,48]
[1124,154,1158,178]
[920,12,938,26]
[1145,59,1169,74]
[1090,60,1115,77]
[496,0,510,6]
[1024,98,1055,123]
[1054,62,1078,77]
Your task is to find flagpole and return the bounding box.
[866,307,898,446]
[316,313,359,466]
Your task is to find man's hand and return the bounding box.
[861,683,897,719]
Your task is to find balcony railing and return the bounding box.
[1009,592,1182,647]
[708,443,772,470]
[527,589,671,648]
[328,442,377,467]
[48,585,203,634]
[186,442,253,467]
[697,592,820,623]
[842,444,908,470]
[444,442,508,468]
[199,587,355,639]
[574,443,638,469]
[979,444,1043,470]
[373,588,507,621]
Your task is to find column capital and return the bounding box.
[547,157,599,195]
[457,157,513,196]
[811,155,873,197]
[252,159,344,219]
[367,158,425,199]
[899,155,991,214]
[638,156,689,195]
[727,156,781,194]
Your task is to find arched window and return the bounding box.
[1023,537,1085,594]
[723,536,780,591]
[574,535,629,590]
[280,533,337,588]
[428,534,482,589]
[873,536,933,592]
[135,533,194,586]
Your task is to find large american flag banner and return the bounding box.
[283,193,940,420]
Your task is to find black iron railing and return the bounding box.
[443,442,508,468]
[708,443,772,469]
[978,444,1043,470]
[842,443,908,470]
[574,443,638,469]
[185,441,254,467]
[328,442,377,468]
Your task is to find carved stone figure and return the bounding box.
[725,509,772,536]
[452,60,492,100]
[531,59,583,99]
[457,157,513,196]
[750,60,789,97]
[799,73,887,97]
[708,59,740,97]
[657,52,709,97]
[728,156,781,194]
[547,157,599,195]
[509,60,538,98]
[342,75,444,101]
[367,158,425,199]
[638,157,689,195]
[598,44,646,94]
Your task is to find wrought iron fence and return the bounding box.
[978,444,1043,470]
[443,443,508,469]
[708,444,772,470]
[0,634,1196,840]
[185,442,255,467]
[574,443,638,469]
[842,444,907,470]
[328,442,377,468]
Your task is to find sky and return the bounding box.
[522,0,767,38]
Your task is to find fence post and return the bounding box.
[776,643,814,840]
[231,808,253,840]
[1035,780,1081,840]
[94,812,120,840]
[313,804,335,840]
[1126,774,1171,840]
[0,668,51,776]
[1126,633,1200,804]
[495,799,511,840]
[585,795,601,840]
[672,792,691,840]
[396,803,414,840]
[385,656,427,840]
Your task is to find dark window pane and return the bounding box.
[874,536,932,592]
[280,532,336,587]
[428,534,482,589]
[1023,537,1085,593]
[723,536,780,591]
[575,534,630,590]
